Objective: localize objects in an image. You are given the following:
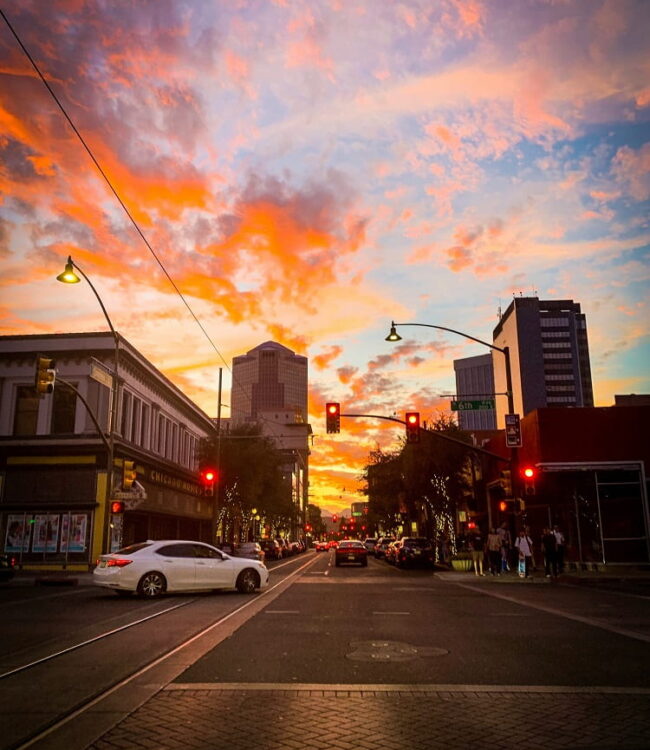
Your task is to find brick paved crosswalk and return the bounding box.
[88,684,650,750]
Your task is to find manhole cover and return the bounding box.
[347,640,449,662]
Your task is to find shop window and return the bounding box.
[51,383,78,434]
[13,385,40,436]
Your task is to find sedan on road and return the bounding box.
[334,539,368,567]
[93,540,269,597]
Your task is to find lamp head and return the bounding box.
[385,322,402,342]
[56,256,81,284]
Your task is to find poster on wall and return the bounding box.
[60,514,88,553]
[32,514,60,553]
[4,515,31,553]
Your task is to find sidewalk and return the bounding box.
[6,568,95,586]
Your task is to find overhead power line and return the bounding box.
[0,8,307,444]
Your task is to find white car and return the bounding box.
[93,540,269,598]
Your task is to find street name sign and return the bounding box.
[451,399,495,411]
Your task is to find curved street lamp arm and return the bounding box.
[68,258,117,341]
[391,322,505,354]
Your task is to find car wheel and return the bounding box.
[137,571,166,598]
[361,560,368,567]
[236,569,259,594]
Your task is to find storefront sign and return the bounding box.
[148,469,203,496]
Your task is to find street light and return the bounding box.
[385,320,514,415]
[57,255,120,553]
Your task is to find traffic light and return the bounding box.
[405,412,420,443]
[200,468,217,497]
[110,500,125,514]
[35,355,56,396]
[122,460,137,491]
[333,515,338,523]
[522,466,537,495]
[326,402,341,433]
[501,470,513,497]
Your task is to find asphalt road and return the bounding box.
[181,551,650,688]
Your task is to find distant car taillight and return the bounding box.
[106,559,133,567]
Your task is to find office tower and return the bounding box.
[492,297,593,425]
[231,341,308,422]
[231,341,310,533]
[453,353,497,430]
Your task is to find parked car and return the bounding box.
[289,540,303,555]
[363,538,378,552]
[259,539,282,561]
[235,542,265,562]
[334,539,368,567]
[374,537,396,559]
[93,540,269,597]
[384,540,402,564]
[394,537,435,568]
[0,553,16,582]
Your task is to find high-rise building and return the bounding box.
[453,353,497,430]
[230,341,310,533]
[231,341,308,423]
[492,297,594,425]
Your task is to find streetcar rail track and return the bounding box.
[7,553,319,750]
[0,553,310,681]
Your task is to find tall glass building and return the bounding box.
[492,297,594,426]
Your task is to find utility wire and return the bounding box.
[0,8,308,447]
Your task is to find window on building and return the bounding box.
[132,398,141,444]
[140,404,149,448]
[120,391,132,440]
[158,414,166,455]
[51,384,77,434]
[13,385,40,436]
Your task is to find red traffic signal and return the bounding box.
[200,468,217,497]
[405,412,420,443]
[332,514,338,523]
[326,402,341,433]
[521,466,537,495]
[110,501,125,514]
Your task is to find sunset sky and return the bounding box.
[1,0,648,514]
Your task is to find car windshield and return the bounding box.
[339,541,364,549]
[114,542,152,556]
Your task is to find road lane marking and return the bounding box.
[166,682,650,695]
[448,581,650,643]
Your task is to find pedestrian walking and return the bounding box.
[541,527,558,578]
[468,529,485,576]
[553,525,566,573]
[514,529,534,578]
[497,522,511,571]
[486,527,502,575]
[497,522,511,572]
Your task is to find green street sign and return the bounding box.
[451,399,495,411]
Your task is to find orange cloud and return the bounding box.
[313,345,343,370]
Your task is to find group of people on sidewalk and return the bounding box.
[464,523,565,579]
